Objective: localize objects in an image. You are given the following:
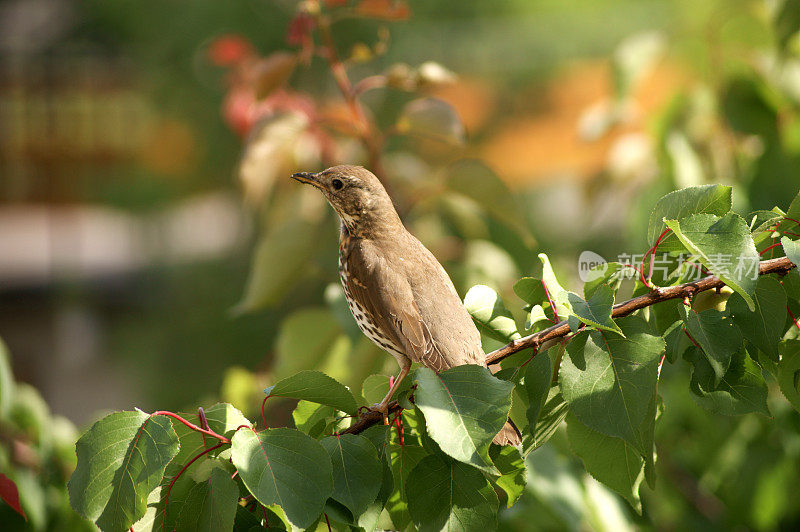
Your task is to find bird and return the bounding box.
[291,165,520,446]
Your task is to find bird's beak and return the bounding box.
[290,171,322,189]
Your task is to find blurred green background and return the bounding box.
[1,0,800,529]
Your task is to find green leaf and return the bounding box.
[583,262,629,299]
[233,218,319,313]
[175,468,239,532]
[567,285,624,336]
[320,434,382,517]
[522,389,568,456]
[783,236,800,268]
[464,285,521,343]
[522,351,553,432]
[265,370,358,415]
[665,213,759,310]
[489,445,527,508]
[681,307,743,386]
[513,277,547,306]
[559,318,664,456]
[413,365,513,472]
[776,0,800,50]
[687,348,770,416]
[69,411,180,532]
[0,337,14,419]
[361,374,411,406]
[727,276,787,361]
[231,428,333,528]
[406,455,499,532]
[777,340,800,412]
[539,253,571,312]
[566,414,645,514]
[444,159,531,241]
[397,97,465,145]
[274,309,342,378]
[292,400,333,439]
[647,184,732,245]
[386,444,428,530]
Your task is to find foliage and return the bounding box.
[8,0,800,530]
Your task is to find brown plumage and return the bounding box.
[291,165,520,446]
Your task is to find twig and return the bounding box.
[486,256,795,364]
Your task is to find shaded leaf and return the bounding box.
[521,351,553,433]
[559,318,664,456]
[665,213,759,309]
[445,160,531,242]
[292,400,333,439]
[69,411,179,532]
[413,365,513,473]
[265,370,357,415]
[489,445,527,508]
[175,468,239,532]
[681,306,743,386]
[406,455,499,532]
[522,389,569,456]
[233,218,319,313]
[776,0,800,50]
[647,184,731,245]
[320,434,382,517]
[778,340,800,412]
[231,428,332,528]
[727,276,786,361]
[687,348,770,416]
[566,414,645,514]
[567,285,624,336]
[385,444,428,530]
[464,285,521,343]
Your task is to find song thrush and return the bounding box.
[291,165,520,446]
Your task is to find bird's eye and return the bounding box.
[331,178,344,191]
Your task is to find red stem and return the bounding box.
[541,280,559,323]
[641,228,671,286]
[760,242,783,256]
[261,395,270,430]
[152,411,229,443]
[325,513,332,532]
[788,306,800,332]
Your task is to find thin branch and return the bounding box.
[486,256,795,365]
[342,256,796,435]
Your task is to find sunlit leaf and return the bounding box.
[464,285,521,343]
[567,285,624,336]
[413,365,513,473]
[665,213,759,310]
[231,428,332,528]
[265,370,358,415]
[69,411,179,532]
[647,184,732,246]
[783,236,800,267]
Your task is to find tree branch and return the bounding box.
[486,256,795,364]
[342,256,796,435]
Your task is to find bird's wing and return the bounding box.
[345,241,447,371]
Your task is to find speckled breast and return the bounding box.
[338,234,407,364]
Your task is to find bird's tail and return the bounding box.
[493,418,521,446]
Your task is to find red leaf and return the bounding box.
[208,35,253,66]
[286,13,316,46]
[355,0,410,20]
[0,474,26,521]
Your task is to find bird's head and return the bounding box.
[291,165,400,235]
